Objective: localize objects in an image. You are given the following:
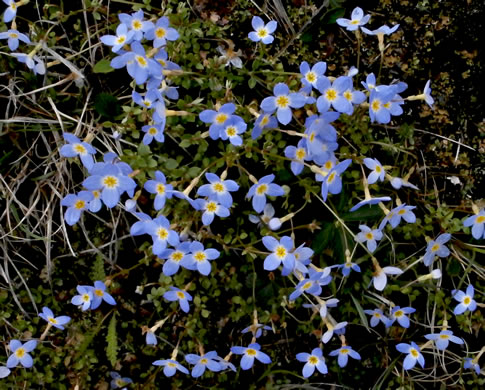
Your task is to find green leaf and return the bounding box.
[350,293,370,331]
[322,7,346,24]
[312,222,335,254]
[93,59,114,73]
[248,78,257,89]
[106,313,118,367]
[341,205,383,221]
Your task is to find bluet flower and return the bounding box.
[248,16,277,44]
[2,0,17,23]
[364,158,385,184]
[463,209,485,239]
[144,171,174,210]
[100,24,134,52]
[320,159,352,201]
[387,306,415,328]
[361,73,376,91]
[252,111,277,139]
[304,298,339,319]
[356,225,383,252]
[246,174,285,213]
[90,280,116,309]
[368,87,396,124]
[284,138,309,175]
[197,172,239,208]
[163,287,192,313]
[110,372,133,389]
[464,358,481,375]
[146,331,157,345]
[379,204,416,230]
[61,191,94,225]
[396,342,424,370]
[299,61,326,92]
[372,266,402,291]
[390,176,419,190]
[159,242,191,276]
[152,359,189,377]
[242,323,272,339]
[0,29,30,50]
[146,215,179,255]
[364,308,388,327]
[6,340,37,368]
[423,233,451,266]
[261,83,306,125]
[130,212,152,236]
[289,272,322,301]
[341,84,366,115]
[452,284,477,315]
[423,80,434,109]
[71,285,93,311]
[361,24,400,36]
[316,76,353,113]
[262,235,295,271]
[0,366,10,378]
[39,307,71,330]
[60,133,96,170]
[13,53,46,75]
[231,343,271,370]
[296,348,328,377]
[336,7,370,31]
[185,351,222,377]
[322,321,347,343]
[180,241,220,276]
[193,198,230,226]
[118,10,152,41]
[220,117,247,145]
[337,261,361,277]
[142,123,165,145]
[199,103,241,139]
[424,330,463,350]
[145,16,179,48]
[329,346,361,368]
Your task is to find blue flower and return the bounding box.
[463,358,481,375]
[262,235,295,272]
[396,342,424,370]
[316,76,353,113]
[220,117,247,146]
[452,284,477,315]
[132,89,162,109]
[260,83,306,125]
[241,323,272,339]
[118,10,152,41]
[110,372,133,389]
[337,261,361,277]
[163,286,193,313]
[379,204,416,230]
[246,174,285,213]
[364,308,388,327]
[39,307,71,330]
[350,196,391,212]
[12,53,46,75]
[60,133,97,170]
[363,158,385,184]
[141,123,165,145]
[199,103,242,139]
[231,343,272,370]
[336,7,371,31]
[83,164,137,208]
[322,321,347,343]
[252,111,278,139]
[193,198,230,225]
[361,73,376,91]
[341,85,366,115]
[146,216,179,256]
[2,0,17,23]
[100,23,134,52]
[130,212,153,236]
[197,172,239,208]
[0,29,30,50]
[144,16,179,48]
[146,331,157,346]
[361,24,400,36]
[61,191,94,225]
[152,359,189,377]
[71,285,93,311]
[144,170,174,210]
[185,351,222,378]
[292,244,313,275]
[214,356,237,372]
[423,80,434,109]
[463,209,485,239]
[289,272,322,301]
[372,266,403,291]
[90,281,116,309]
[159,242,191,276]
[180,241,220,276]
[320,159,352,201]
[328,346,361,368]
[296,348,328,377]
[248,16,277,44]
[355,225,383,252]
[6,340,37,368]
[284,139,309,175]
[0,366,10,378]
[390,176,419,190]
[387,306,416,328]
[423,233,451,266]
[424,330,463,350]
[368,87,397,124]
[299,61,327,92]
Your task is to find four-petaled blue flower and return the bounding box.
[329,346,361,368]
[296,348,328,378]
[163,286,192,313]
[316,76,353,114]
[320,159,352,201]
[152,359,189,377]
[261,83,306,125]
[220,117,247,146]
[364,308,388,327]
[248,16,277,44]
[322,321,347,343]
[185,351,222,378]
[0,29,30,50]
[299,61,326,92]
[372,266,403,291]
[289,271,323,301]
[356,225,383,252]
[336,7,371,31]
[452,284,477,315]
[118,10,152,41]
[146,215,180,256]
[100,23,134,52]
[246,174,285,213]
[241,323,272,339]
[284,138,309,175]
[180,241,220,276]
[387,306,416,328]
[262,235,295,272]
[337,261,361,277]
[463,358,481,375]
[252,112,278,139]
[39,307,71,330]
[145,16,179,48]
[197,173,239,208]
[159,242,191,276]
[364,158,385,184]
[7,340,37,368]
[193,198,230,226]
[361,24,400,36]
[424,330,463,350]
[379,204,416,230]
[231,343,272,370]
[423,233,451,266]
[142,123,165,145]
[199,103,243,140]
[463,209,485,240]
[396,342,424,370]
[144,170,174,210]
[90,280,116,309]
[2,0,17,23]
[60,133,97,171]
[61,191,94,225]
[71,285,93,311]
[110,371,133,389]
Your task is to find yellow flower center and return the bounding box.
[213,183,224,193]
[82,294,90,302]
[116,36,125,44]
[375,313,381,318]
[340,348,349,355]
[156,183,165,194]
[246,348,257,356]
[206,202,218,213]
[256,183,268,195]
[324,161,333,170]
[103,175,118,188]
[200,358,208,364]
[308,356,318,364]
[74,200,86,210]
[48,317,58,324]
[167,362,176,368]
[325,89,337,101]
[398,209,406,215]
[155,27,166,38]
[132,20,142,30]
[276,95,289,108]
[15,348,25,358]
[194,251,206,262]
[309,132,316,142]
[327,172,336,183]
[366,232,374,240]
[136,55,147,67]
[410,348,419,358]
[296,148,306,160]
[275,245,287,259]
[226,126,237,137]
[344,91,353,100]
[383,102,391,109]
[171,252,183,262]
[95,289,104,297]
[371,99,381,112]
[431,243,440,252]
[394,310,403,317]
[476,215,485,223]
[257,28,268,38]
[260,116,269,126]
[215,113,228,124]
[176,291,185,299]
[9,32,18,38]
[302,281,312,290]
[148,127,157,135]
[157,228,168,240]
[74,144,87,154]
[351,19,360,25]
[306,72,317,83]
[158,59,167,67]
[439,334,450,339]
[376,165,382,173]
[463,296,471,305]
[143,100,151,107]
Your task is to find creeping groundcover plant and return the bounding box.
[0,1,483,389]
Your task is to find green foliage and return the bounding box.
[106,313,118,367]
